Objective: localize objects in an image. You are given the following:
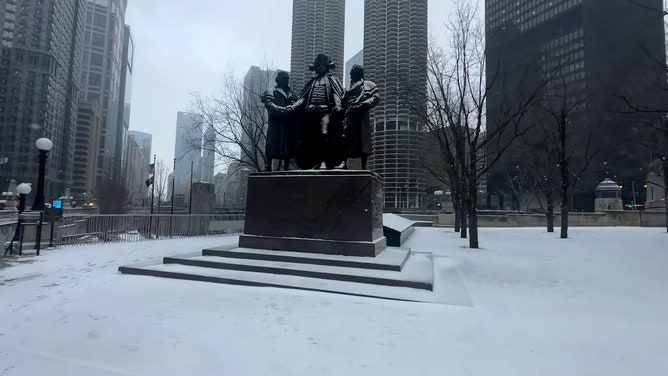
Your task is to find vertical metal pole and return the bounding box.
[149,155,156,237]
[33,150,48,211]
[189,161,193,215]
[5,194,25,255]
[48,221,54,248]
[35,212,43,256]
[19,221,25,256]
[188,161,193,235]
[170,158,175,237]
[150,155,156,215]
[631,181,637,210]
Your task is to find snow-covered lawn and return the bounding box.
[1,228,667,376]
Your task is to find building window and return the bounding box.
[93,13,106,28]
[89,52,103,67]
[88,72,101,86]
[91,32,104,48]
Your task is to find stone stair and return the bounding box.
[118,244,437,301]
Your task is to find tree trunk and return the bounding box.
[452,191,461,233]
[468,191,479,248]
[460,201,468,239]
[560,184,569,239]
[546,193,554,233]
[559,112,569,239]
[560,199,569,238]
[454,210,461,232]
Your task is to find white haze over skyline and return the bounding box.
[125,0,481,172]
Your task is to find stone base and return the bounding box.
[382,213,416,247]
[238,233,386,257]
[241,170,385,256]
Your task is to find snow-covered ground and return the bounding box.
[1,228,667,376]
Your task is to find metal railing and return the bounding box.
[56,214,245,246]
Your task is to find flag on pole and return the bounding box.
[148,163,155,174]
[145,175,154,187]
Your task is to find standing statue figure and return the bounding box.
[289,54,345,169]
[261,71,298,171]
[342,65,380,170]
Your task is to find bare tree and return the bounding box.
[151,159,171,213]
[190,65,275,173]
[419,124,466,234]
[513,135,561,232]
[532,67,608,238]
[96,174,133,214]
[502,166,534,212]
[419,0,546,248]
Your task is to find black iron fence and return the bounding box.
[57,214,245,246]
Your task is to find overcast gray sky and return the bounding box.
[125,0,474,169]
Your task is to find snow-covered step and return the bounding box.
[162,251,433,290]
[119,261,441,302]
[202,245,410,271]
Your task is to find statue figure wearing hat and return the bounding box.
[261,71,298,171]
[288,54,345,169]
[341,64,380,170]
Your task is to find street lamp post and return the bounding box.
[32,138,53,211]
[149,154,156,238]
[4,183,31,255]
[434,190,443,211]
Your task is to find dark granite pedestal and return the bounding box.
[238,170,385,257]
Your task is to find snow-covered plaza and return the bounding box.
[1,227,667,375]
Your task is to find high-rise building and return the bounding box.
[201,124,215,182]
[115,24,133,180]
[290,0,345,89]
[78,0,127,191]
[126,130,151,203]
[363,0,429,208]
[485,0,667,209]
[0,0,85,200]
[128,130,151,164]
[124,133,148,204]
[344,49,363,89]
[174,111,213,201]
[73,101,103,199]
[241,66,275,169]
[213,172,227,206]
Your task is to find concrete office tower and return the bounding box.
[485,0,667,210]
[0,0,85,200]
[78,0,127,190]
[126,130,151,201]
[114,24,134,180]
[127,130,151,164]
[290,0,345,89]
[73,101,103,199]
[363,0,428,208]
[344,49,363,89]
[201,124,215,182]
[241,66,276,169]
[174,112,208,201]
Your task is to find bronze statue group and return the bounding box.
[261,54,380,171]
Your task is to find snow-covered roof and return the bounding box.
[596,178,621,191]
